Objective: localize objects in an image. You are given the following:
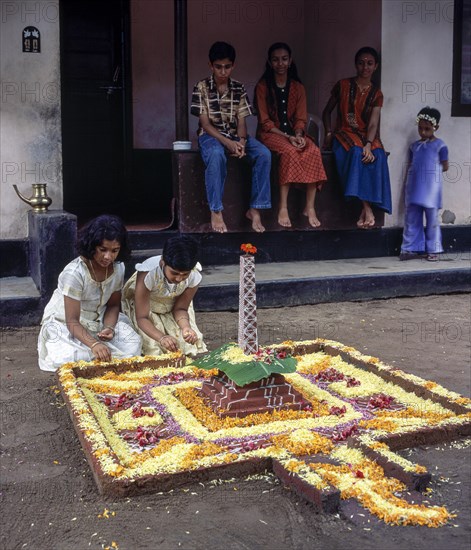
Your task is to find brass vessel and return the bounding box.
[13,183,52,212]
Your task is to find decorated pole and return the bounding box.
[238,244,258,354]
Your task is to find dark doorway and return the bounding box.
[60,0,130,220]
[60,0,174,227]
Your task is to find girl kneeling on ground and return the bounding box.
[38,215,142,371]
[122,236,207,356]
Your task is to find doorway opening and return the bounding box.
[60,0,174,230]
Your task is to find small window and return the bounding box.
[23,26,41,53]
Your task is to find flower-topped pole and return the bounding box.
[238,243,258,354]
[194,243,296,384]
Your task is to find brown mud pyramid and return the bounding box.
[201,372,308,418]
[200,245,306,418]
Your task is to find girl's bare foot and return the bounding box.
[211,211,227,233]
[356,210,366,228]
[363,211,375,227]
[358,202,375,229]
[246,208,265,232]
[278,207,291,228]
[303,207,321,227]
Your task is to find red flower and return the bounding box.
[329,405,347,416]
[368,393,394,409]
[134,426,161,447]
[132,403,145,418]
[253,346,291,365]
[346,377,361,387]
[240,243,257,255]
[315,368,345,383]
[331,424,358,442]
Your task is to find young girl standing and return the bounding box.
[122,236,207,356]
[400,107,449,261]
[38,215,142,371]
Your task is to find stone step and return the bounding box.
[0,277,41,327]
[130,248,163,262]
[0,276,40,299]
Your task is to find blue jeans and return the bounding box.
[198,133,272,212]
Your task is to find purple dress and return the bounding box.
[401,138,449,254]
[405,138,448,208]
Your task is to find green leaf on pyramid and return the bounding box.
[191,343,297,386]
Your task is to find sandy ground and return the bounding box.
[1,294,470,550]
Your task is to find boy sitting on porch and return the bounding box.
[191,41,272,233]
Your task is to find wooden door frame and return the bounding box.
[59,0,134,216]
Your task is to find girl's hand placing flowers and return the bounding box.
[91,341,111,361]
[182,327,198,344]
[159,334,179,352]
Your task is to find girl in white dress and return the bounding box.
[38,215,142,371]
[122,236,207,356]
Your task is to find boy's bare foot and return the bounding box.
[278,207,291,228]
[303,208,321,227]
[246,208,265,232]
[211,211,227,233]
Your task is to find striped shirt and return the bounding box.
[190,76,253,138]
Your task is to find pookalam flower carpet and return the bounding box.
[57,339,471,528]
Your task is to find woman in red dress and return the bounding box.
[255,43,327,228]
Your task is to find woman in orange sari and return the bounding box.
[322,47,391,228]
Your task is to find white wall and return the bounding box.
[0,0,62,239]
[381,0,470,226]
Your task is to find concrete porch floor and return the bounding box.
[195,254,471,310]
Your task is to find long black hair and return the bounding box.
[255,42,302,117]
[77,214,130,261]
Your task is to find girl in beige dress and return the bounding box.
[122,236,207,356]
